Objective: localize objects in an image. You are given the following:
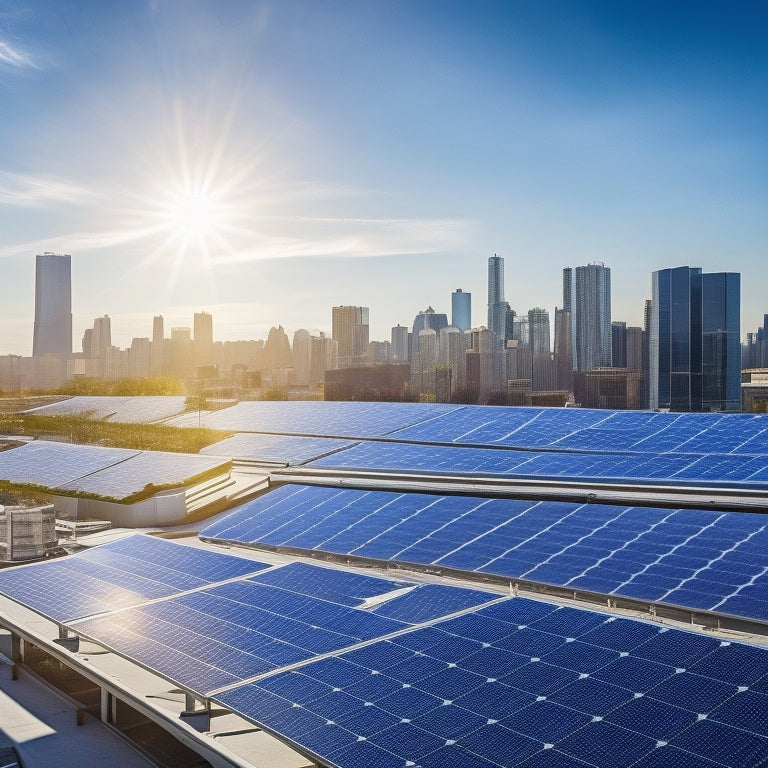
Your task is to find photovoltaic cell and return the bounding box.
[0,441,139,488]
[24,395,188,423]
[165,400,460,437]
[0,534,269,622]
[214,598,768,768]
[306,440,768,488]
[71,563,473,696]
[200,433,356,465]
[57,451,230,499]
[200,484,768,623]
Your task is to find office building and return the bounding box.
[391,324,409,362]
[487,254,509,343]
[650,266,740,412]
[32,252,72,358]
[565,262,612,371]
[611,321,627,368]
[528,307,554,391]
[332,305,369,365]
[451,288,471,331]
[193,311,214,369]
[150,315,164,377]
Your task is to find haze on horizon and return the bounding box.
[0,0,766,354]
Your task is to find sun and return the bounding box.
[164,187,226,243]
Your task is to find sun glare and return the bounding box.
[166,188,224,241]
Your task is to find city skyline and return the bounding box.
[1,2,767,353]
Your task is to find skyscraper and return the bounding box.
[193,311,214,369]
[332,306,369,363]
[487,255,509,343]
[650,266,740,412]
[452,289,471,331]
[564,263,612,372]
[32,252,72,358]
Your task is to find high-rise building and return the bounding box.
[611,321,627,368]
[528,308,554,391]
[150,315,164,377]
[332,306,369,364]
[553,308,572,392]
[487,255,509,343]
[564,263,612,372]
[32,252,72,358]
[193,311,214,369]
[391,324,409,362]
[292,329,312,386]
[452,289,471,332]
[626,327,644,371]
[650,266,740,412]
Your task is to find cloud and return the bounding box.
[0,172,95,207]
[0,38,37,69]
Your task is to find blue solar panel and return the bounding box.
[0,441,139,488]
[214,598,768,768]
[246,561,409,606]
[200,433,356,465]
[0,534,268,622]
[166,400,459,437]
[200,484,768,624]
[70,563,493,697]
[306,440,768,488]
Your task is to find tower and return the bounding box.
[650,266,740,412]
[32,253,72,358]
[487,255,508,342]
[332,306,369,364]
[565,262,612,372]
[452,289,471,332]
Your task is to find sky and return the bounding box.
[1,0,767,354]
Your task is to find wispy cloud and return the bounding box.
[0,38,37,69]
[0,172,94,207]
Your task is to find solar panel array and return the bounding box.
[200,433,356,465]
[57,450,230,498]
[164,400,459,437]
[388,405,768,455]
[200,484,768,622]
[306,440,768,488]
[0,441,138,487]
[216,598,768,768]
[24,395,189,423]
[0,534,269,622]
[3,523,768,767]
[71,563,497,696]
[0,441,230,500]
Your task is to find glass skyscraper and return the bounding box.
[451,288,471,331]
[487,254,509,343]
[32,252,72,358]
[564,263,612,372]
[650,266,740,412]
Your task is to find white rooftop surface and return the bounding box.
[0,643,155,768]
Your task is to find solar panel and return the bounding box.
[200,433,356,465]
[57,451,230,499]
[201,484,768,623]
[0,441,139,488]
[306,440,768,488]
[71,564,488,696]
[165,401,459,437]
[0,534,269,622]
[24,395,188,423]
[214,598,768,768]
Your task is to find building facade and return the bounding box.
[650,266,740,412]
[451,289,472,332]
[32,252,72,359]
[565,262,612,372]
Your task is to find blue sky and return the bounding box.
[1,0,766,354]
